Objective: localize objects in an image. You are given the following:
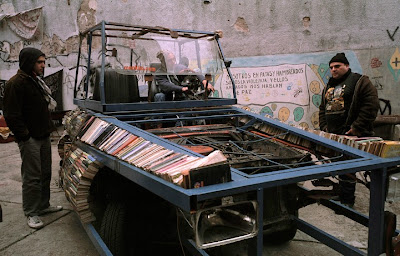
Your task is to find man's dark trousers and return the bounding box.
[18,137,51,217]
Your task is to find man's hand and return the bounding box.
[202,80,215,92]
[182,87,189,92]
[345,128,361,137]
[179,68,193,74]
[345,129,353,135]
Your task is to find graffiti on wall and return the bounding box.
[388,47,400,81]
[370,57,384,90]
[0,80,5,110]
[387,27,399,41]
[213,51,364,129]
[215,64,325,129]
[43,70,64,111]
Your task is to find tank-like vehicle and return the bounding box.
[59,21,400,256]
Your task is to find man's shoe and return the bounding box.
[39,205,63,215]
[27,216,43,229]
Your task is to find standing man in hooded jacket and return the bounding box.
[319,52,379,207]
[3,47,62,229]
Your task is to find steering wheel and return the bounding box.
[180,73,210,100]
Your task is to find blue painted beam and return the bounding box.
[106,107,236,119]
[83,223,113,256]
[368,168,387,255]
[248,189,264,256]
[126,113,246,124]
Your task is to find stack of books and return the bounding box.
[62,108,89,138]
[252,121,313,149]
[306,129,400,158]
[243,117,400,158]
[77,116,231,188]
[61,147,103,223]
[376,140,400,158]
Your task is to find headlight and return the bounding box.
[194,200,258,249]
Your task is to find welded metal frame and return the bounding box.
[73,20,237,113]
[76,108,400,256]
[73,20,400,256]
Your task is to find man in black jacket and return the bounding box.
[319,52,379,207]
[3,47,62,229]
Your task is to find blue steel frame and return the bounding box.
[76,108,400,256]
[72,20,400,256]
[73,20,237,113]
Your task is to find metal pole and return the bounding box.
[215,36,237,99]
[100,20,106,105]
[74,35,83,98]
[248,188,263,256]
[85,33,92,99]
[368,168,387,255]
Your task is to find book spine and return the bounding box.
[105,132,130,154]
[126,141,152,163]
[135,146,165,167]
[77,116,95,139]
[81,118,101,143]
[128,144,159,165]
[142,150,175,170]
[111,135,137,156]
[115,138,142,159]
[120,138,146,161]
[99,128,125,151]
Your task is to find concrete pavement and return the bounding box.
[0,128,399,255]
[0,130,98,256]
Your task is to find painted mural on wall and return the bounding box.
[215,64,324,129]
[361,46,400,114]
[4,6,43,40]
[389,47,400,82]
[213,51,363,129]
[367,47,400,91]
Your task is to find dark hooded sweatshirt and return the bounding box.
[3,47,54,142]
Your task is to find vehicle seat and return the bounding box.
[92,68,140,103]
[148,63,162,102]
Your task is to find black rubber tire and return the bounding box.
[264,221,297,245]
[100,201,128,256]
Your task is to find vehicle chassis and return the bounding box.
[71,21,400,256]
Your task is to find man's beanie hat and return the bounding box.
[329,52,349,65]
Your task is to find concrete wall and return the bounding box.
[214,51,363,129]
[1,0,399,116]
